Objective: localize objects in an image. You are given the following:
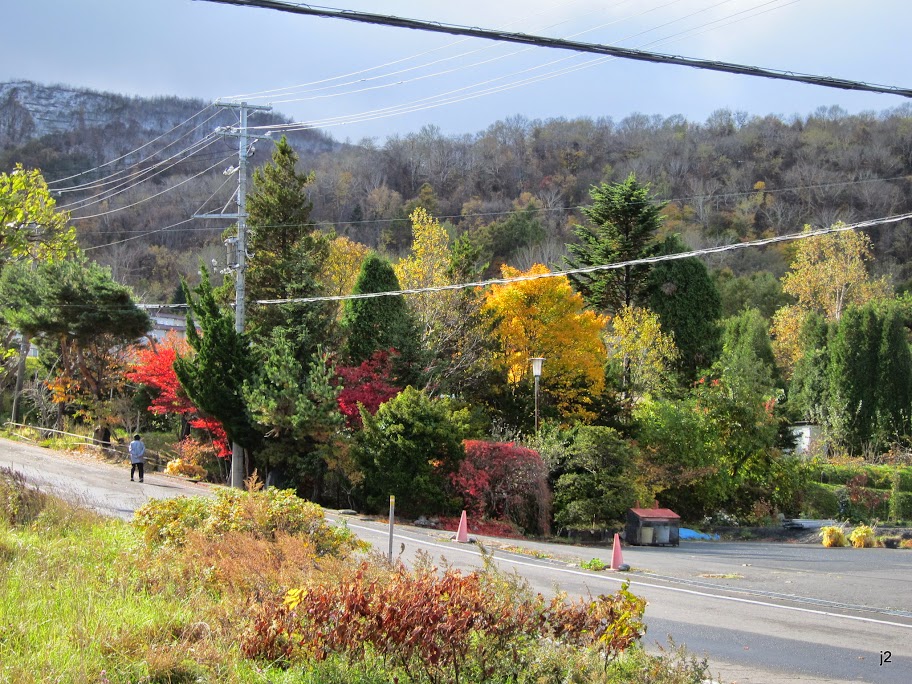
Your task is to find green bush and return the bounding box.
[802,482,840,518]
[862,467,894,490]
[581,557,608,571]
[815,464,912,491]
[816,465,892,488]
[134,488,361,557]
[891,492,912,520]
[355,387,471,517]
[548,425,640,531]
[896,468,912,492]
[133,495,210,546]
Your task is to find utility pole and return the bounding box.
[194,101,271,489]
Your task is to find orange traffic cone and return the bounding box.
[455,510,469,543]
[610,532,625,570]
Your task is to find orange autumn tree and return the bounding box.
[483,264,608,422]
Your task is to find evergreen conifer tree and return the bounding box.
[647,234,722,379]
[174,267,260,454]
[341,253,421,382]
[566,173,664,314]
[244,136,331,359]
[788,312,830,420]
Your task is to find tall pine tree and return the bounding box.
[566,173,664,314]
[341,253,421,383]
[244,136,331,359]
[174,267,260,455]
[566,174,665,393]
[825,302,912,450]
[647,234,722,380]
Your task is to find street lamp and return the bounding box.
[530,357,545,433]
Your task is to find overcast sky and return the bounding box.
[3,0,911,143]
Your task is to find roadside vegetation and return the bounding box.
[0,469,715,683]
[3,137,912,544]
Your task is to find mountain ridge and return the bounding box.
[0,79,338,181]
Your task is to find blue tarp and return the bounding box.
[678,528,720,540]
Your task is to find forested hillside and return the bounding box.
[2,81,912,300]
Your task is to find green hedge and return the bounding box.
[814,465,912,491]
[891,492,912,520]
[897,469,912,492]
[800,482,894,522]
[802,483,840,518]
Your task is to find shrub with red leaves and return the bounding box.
[452,440,551,535]
[127,332,230,457]
[334,349,401,428]
[243,561,647,676]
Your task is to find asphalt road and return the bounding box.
[3,436,910,683]
[0,436,211,518]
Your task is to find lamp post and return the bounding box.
[530,357,545,433]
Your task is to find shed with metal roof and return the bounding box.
[625,507,680,546]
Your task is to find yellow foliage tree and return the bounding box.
[781,226,887,320]
[605,305,679,399]
[483,264,608,422]
[394,208,491,393]
[394,207,457,343]
[320,235,369,300]
[769,304,807,373]
[771,226,890,375]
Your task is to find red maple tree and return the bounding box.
[335,349,401,428]
[127,332,230,457]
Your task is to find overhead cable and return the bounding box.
[48,104,216,185]
[219,0,647,102]
[83,172,911,244]
[61,136,220,211]
[200,0,912,99]
[54,109,224,194]
[81,212,912,310]
[236,2,826,133]
[256,0,701,107]
[70,152,236,221]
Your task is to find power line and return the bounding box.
[53,109,225,195]
[69,152,236,221]
[126,212,912,310]
[256,213,912,305]
[240,1,802,134]
[47,104,216,186]
[253,0,700,107]
[79,171,912,246]
[219,0,651,103]
[61,136,221,212]
[200,0,912,99]
[82,217,204,251]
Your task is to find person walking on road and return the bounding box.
[129,434,146,483]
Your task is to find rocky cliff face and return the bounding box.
[0,80,338,180]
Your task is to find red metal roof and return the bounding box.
[630,508,680,519]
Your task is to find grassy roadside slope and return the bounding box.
[0,468,714,684]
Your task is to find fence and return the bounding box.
[3,422,169,470]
